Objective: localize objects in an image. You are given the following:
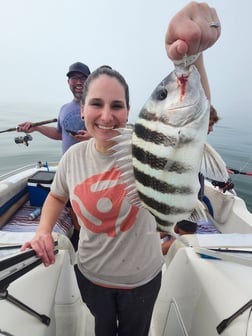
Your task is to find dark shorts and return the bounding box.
[74,265,161,336]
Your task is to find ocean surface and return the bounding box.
[0,104,251,212]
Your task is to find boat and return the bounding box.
[0,162,252,336]
[0,162,95,336]
[151,179,252,336]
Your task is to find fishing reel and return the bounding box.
[14,134,33,146]
[212,178,235,193]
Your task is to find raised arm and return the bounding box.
[165,1,221,100]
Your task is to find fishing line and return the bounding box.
[239,156,252,173]
[228,156,252,176]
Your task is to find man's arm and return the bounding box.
[17,122,62,140]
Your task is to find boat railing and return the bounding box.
[0,162,58,182]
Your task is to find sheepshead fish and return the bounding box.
[112,64,228,232]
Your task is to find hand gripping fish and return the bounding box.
[112,56,228,232]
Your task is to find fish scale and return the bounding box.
[112,64,228,232]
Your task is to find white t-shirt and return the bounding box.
[51,138,164,288]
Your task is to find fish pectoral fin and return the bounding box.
[200,143,229,182]
[188,200,208,223]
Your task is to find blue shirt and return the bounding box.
[57,100,86,154]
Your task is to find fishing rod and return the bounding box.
[0,118,57,146]
[228,168,252,176]
[0,118,57,134]
[227,156,252,176]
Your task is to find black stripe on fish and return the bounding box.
[133,167,192,194]
[137,189,188,216]
[155,217,174,228]
[132,145,190,173]
[134,122,177,146]
[134,121,194,146]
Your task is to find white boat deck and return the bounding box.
[152,247,252,335]
[1,168,252,335]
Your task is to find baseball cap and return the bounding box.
[176,220,197,233]
[66,62,91,78]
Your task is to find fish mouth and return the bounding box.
[167,98,201,114]
[164,100,205,127]
[167,102,196,110]
[169,89,203,110]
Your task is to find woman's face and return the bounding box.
[81,74,129,152]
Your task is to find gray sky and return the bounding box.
[0,0,250,125]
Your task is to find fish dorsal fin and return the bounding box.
[200,143,229,182]
[111,127,143,208]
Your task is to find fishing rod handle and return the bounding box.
[30,118,57,127]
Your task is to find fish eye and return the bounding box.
[156,87,167,101]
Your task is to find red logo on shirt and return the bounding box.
[72,169,139,237]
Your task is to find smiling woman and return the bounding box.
[80,67,129,152]
[6,0,252,334]
[18,3,224,335]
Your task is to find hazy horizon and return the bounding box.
[0,0,251,125]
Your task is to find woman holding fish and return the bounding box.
[21,2,221,335]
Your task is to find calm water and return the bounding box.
[0,103,251,212]
[0,103,62,175]
[207,121,252,213]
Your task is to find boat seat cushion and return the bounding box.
[0,201,73,237]
[0,175,29,227]
[0,180,28,214]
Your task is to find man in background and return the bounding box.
[161,220,197,255]
[17,61,92,153]
[18,62,92,249]
[208,104,220,135]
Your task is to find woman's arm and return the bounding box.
[21,192,68,266]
